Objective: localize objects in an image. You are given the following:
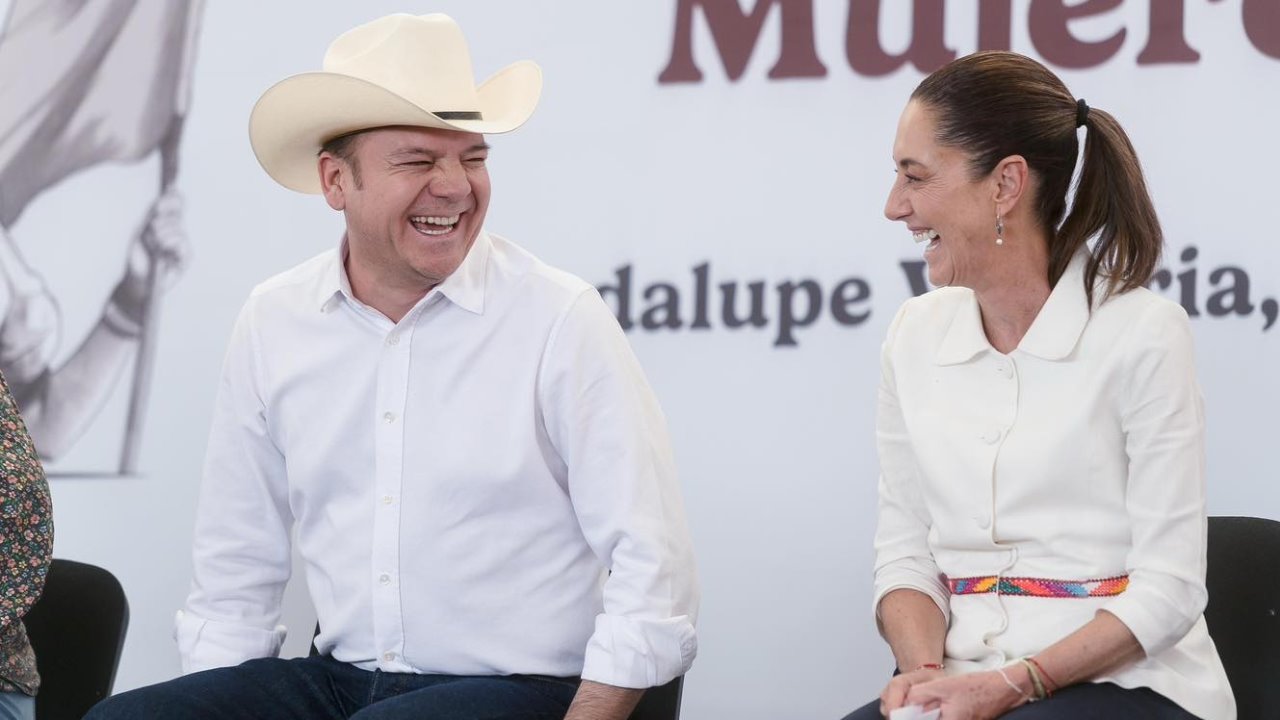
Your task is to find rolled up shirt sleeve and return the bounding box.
[176,299,294,674]
[871,304,949,628]
[1101,301,1209,656]
[538,290,699,689]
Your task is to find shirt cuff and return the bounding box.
[174,609,287,674]
[579,613,697,689]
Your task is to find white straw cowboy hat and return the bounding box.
[249,13,541,193]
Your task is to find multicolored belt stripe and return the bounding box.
[946,574,1129,598]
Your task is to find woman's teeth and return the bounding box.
[913,229,939,244]
[411,215,460,236]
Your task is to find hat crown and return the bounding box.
[323,13,480,114]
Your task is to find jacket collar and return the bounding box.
[935,249,1092,365]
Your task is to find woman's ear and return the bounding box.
[992,154,1029,211]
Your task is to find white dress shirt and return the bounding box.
[872,251,1234,719]
[176,231,698,690]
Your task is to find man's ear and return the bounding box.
[992,154,1029,212]
[318,154,346,211]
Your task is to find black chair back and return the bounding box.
[23,559,129,720]
[1205,516,1280,718]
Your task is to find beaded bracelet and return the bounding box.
[1027,657,1060,693]
[1018,658,1049,700]
[995,666,1032,704]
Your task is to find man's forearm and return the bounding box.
[564,680,644,720]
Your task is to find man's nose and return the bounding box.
[429,161,470,200]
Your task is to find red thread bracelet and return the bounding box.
[913,662,945,672]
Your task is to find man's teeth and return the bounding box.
[913,229,939,244]
[411,215,459,226]
[411,215,460,236]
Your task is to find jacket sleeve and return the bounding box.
[871,303,950,630]
[1100,300,1209,656]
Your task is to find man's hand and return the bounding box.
[563,680,644,720]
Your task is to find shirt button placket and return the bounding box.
[983,356,1019,538]
[373,320,412,671]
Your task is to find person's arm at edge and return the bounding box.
[0,370,52,646]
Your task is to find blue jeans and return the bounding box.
[85,655,579,720]
[840,681,1199,719]
[0,692,33,720]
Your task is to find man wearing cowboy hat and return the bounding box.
[87,13,697,720]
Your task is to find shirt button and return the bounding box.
[379,573,391,585]
[386,333,400,346]
[981,427,1002,444]
[975,512,992,529]
[383,652,395,663]
[381,495,394,505]
[383,412,396,423]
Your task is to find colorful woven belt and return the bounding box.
[946,574,1129,598]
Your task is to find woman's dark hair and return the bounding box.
[912,51,1161,303]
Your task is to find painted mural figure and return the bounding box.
[0,0,201,468]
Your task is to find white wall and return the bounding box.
[15,2,1279,718]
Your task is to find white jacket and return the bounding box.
[872,251,1234,720]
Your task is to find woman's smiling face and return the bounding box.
[884,100,1003,291]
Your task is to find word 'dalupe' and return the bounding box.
[598,263,872,347]
[659,0,1280,83]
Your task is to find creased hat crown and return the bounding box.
[249,13,541,193]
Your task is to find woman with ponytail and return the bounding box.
[841,52,1234,719]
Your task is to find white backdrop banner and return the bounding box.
[1,1,1276,718]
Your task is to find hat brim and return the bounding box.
[249,60,541,193]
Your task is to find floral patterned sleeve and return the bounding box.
[0,369,52,695]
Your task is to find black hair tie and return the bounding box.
[1076,98,1090,128]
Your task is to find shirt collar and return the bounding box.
[431,230,490,315]
[1017,249,1092,360]
[934,249,1092,365]
[316,243,347,314]
[316,232,492,316]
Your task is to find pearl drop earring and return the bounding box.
[995,213,1004,246]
